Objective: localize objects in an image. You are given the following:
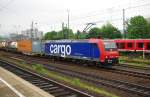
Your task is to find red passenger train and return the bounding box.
[114,39,150,53]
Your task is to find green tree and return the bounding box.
[44,27,75,40]
[44,31,58,40]
[0,36,3,40]
[75,30,87,39]
[126,15,150,39]
[87,27,101,38]
[57,30,64,39]
[147,22,150,33]
[58,27,74,39]
[100,23,122,39]
[67,29,74,39]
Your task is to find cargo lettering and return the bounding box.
[50,44,71,57]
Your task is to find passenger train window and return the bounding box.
[138,43,144,48]
[127,43,133,48]
[147,43,150,50]
[116,43,119,48]
[119,43,125,49]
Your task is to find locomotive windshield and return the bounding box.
[104,41,117,51]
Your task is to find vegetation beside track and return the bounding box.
[0,56,118,97]
[120,56,150,68]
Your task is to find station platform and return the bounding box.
[0,67,54,97]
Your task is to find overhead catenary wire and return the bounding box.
[0,0,15,11]
[1,0,150,34]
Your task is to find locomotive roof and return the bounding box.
[45,39,90,43]
[44,39,116,43]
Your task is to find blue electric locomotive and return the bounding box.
[44,39,119,65]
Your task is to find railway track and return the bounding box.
[109,66,150,79]
[1,51,150,96]
[10,53,150,80]
[27,56,150,80]
[41,64,150,97]
[24,60,150,97]
[1,57,150,97]
[0,60,93,97]
[2,50,150,80]
[115,63,150,71]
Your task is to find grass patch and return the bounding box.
[119,56,150,68]
[41,66,118,97]
[0,56,118,97]
[70,78,118,97]
[32,64,47,74]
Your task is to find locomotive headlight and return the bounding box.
[105,56,108,58]
[110,49,113,51]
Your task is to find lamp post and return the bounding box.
[67,10,70,39]
[123,9,126,39]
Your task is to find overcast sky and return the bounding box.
[0,0,150,36]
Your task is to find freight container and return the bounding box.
[17,40,32,53]
[2,41,6,47]
[32,40,43,54]
[10,41,17,49]
[0,41,3,48]
[17,40,43,54]
[0,41,16,51]
[3,41,17,51]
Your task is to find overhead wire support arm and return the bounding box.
[82,23,96,33]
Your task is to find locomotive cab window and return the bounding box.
[104,41,117,51]
[138,42,144,48]
[127,42,133,48]
[147,43,150,50]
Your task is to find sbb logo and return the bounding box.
[49,44,71,57]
